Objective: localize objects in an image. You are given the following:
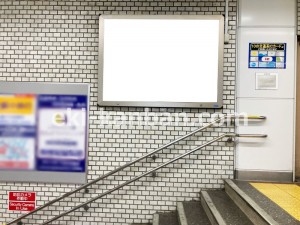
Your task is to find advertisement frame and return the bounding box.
[0,82,89,184]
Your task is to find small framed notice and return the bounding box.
[256,73,278,90]
[249,43,286,69]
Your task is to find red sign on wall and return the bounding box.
[8,192,36,212]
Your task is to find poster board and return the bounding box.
[0,82,89,184]
[98,15,224,108]
[248,43,286,69]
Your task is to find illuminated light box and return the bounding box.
[0,82,89,184]
[98,15,224,108]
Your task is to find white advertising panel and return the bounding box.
[98,15,224,108]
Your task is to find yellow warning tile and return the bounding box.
[274,184,300,201]
[250,183,300,221]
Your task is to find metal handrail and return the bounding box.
[41,133,267,224]
[7,114,266,225]
[236,134,268,138]
[245,116,266,120]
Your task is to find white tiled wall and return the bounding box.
[0,0,237,224]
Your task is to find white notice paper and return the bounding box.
[256,73,278,90]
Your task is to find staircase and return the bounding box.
[6,115,269,225]
[134,179,300,225]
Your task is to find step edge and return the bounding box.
[225,179,279,225]
[177,202,188,225]
[201,191,227,225]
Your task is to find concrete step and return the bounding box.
[153,211,179,225]
[201,190,254,225]
[150,179,300,225]
[177,201,211,225]
[225,179,300,225]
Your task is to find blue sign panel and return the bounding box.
[36,95,87,172]
[248,43,286,69]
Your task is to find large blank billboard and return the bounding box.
[98,15,224,108]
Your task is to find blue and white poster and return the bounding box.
[0,94,88,173]
[37,95,87,172]
[248,43,286,69]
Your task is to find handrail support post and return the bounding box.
[227,137,234,143]
[151,154,157,161]
[151,172,157,178]
[83,204,89,211]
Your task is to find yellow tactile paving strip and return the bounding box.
[250,183,300,221]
